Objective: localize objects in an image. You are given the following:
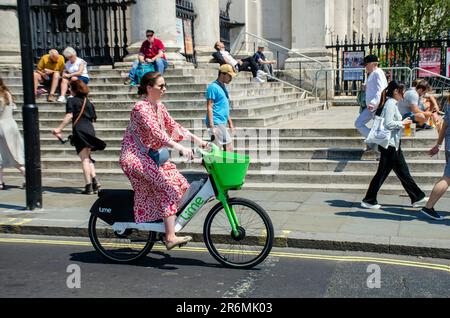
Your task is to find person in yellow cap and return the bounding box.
[205,64,236,151]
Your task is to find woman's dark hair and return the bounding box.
[415,80,430,92]
[377,81,406,115]
[138,72,162,95]
[70,80,89,97]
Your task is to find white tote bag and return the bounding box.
[364,111,391,149]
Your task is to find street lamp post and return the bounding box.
[17,0,43,210]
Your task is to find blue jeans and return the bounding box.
[128,60,140,80]
[154,58,168,75]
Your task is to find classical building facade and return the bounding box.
[0,0,389,68]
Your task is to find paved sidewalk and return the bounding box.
[1,177,449,259]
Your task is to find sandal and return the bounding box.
[165,236,192,250]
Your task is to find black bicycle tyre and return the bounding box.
[88,213,155,263]
[203,198,274,269]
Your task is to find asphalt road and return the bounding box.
[0,234,449,298]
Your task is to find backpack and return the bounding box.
[133,63,155,86]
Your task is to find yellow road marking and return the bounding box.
[12,219,33,226]
[0,218,17,225]
[0,237,449,273]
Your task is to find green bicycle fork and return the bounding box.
[217,192,240,237]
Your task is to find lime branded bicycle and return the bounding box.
[88,144,274,269]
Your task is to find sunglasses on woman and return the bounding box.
[150,83,167,90]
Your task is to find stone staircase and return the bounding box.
[1,65,332,188]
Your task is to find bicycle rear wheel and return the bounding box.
[88,213,156,263]
[203,198,274,269]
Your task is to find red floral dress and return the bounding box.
[119,99,190,223]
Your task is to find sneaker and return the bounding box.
[57,96,67,103]
[364,143,378,152]
[123,77,132,85]
[361,201,381,210]
[412,197,429,208]
[420,207,444,221]
[47,94,57,102]
[252,77,265,83]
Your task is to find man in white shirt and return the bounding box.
[212,42,263,83]
[354,55,388,149]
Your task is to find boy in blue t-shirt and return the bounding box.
[205,64,236,151]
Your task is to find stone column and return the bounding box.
[192,0,220,66]
[0,0,21,66]
[285,0,333,99]
[125,0,186,67]
[333,0,349,42]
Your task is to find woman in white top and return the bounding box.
[58,47,90,103]
[0,78,25,190]
[361,81,428,210]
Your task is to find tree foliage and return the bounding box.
[390,0,450,38]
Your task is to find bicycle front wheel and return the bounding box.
[203,198,274,269]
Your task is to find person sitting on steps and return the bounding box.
[212,41,264,83]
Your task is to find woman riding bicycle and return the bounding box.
[119,72,208,250]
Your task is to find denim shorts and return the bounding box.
[78,76,90,85]
[445,151,450,177]
[402,112,416,122]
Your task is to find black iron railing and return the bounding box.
[327,32,450,95]
[29,0,135,66]
[220,9,231,52]
[176,0,196,65]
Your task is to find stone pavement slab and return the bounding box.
[0,177,449,259]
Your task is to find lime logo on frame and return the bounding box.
[180,197,205,220]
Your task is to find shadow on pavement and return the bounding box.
[69,250,227,270]
[335,210,450,225]
[42,186,82,194]
[0,204,26,211]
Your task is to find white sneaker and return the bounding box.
[252,77,265,83]
[361,201,381,210]
[412,197,429,208]
[57,96,67,103]
[257,70,267,76]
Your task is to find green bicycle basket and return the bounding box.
[203,147,250,191]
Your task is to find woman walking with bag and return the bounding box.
[0,78,25,189]
[119,72,208,250]
[52,80,105,194]
[361,81,428,210]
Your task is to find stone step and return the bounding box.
[19,98,318,119]
[16,102,325,128]
[25,127,424,138]
[17,96,317,111]
[36,157,447,172]
[37,136,444,149]
[7,80,282,93]
[37,147,445,161]
[3,74,256,86]
[12,83,298,101]
[0,67,220,78]
[13,92,304,107]
[16,94,310,110]
[3,168,445,186]
[13,86,296,101]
